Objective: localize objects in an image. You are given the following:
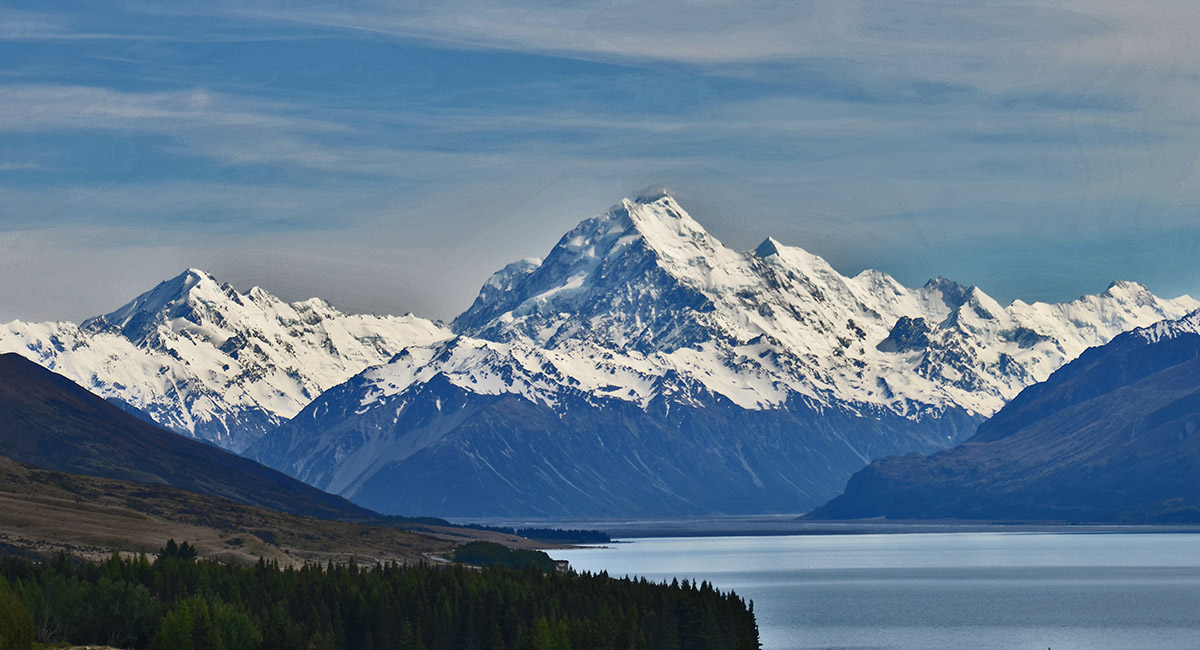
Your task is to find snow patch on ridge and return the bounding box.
[1132,308,1200,344]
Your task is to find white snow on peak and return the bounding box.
[7,195,1196,454]
[0,270,451,451]
[1132,308,1200,344]
[366,195,1200,423]
[82,268,213,334]
[620,195,753,292]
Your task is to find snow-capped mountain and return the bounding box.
[0,269,450,451]
[250,193,1198,517]
[809,308,1200,522]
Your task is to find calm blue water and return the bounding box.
[551,533,1200,650]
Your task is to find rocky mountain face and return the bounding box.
[249,194,1198,517]
[808,310,1200,522]
[0,269,450,451]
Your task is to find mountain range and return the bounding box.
[808,309,1200,522]
[247,193,1197,517]
[2,193,1195,517]
[0,270,449,451]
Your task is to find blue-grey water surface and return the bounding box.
[551,533,1200,650]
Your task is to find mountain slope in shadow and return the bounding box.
[0,352,375,522]
[809,313,1200,522]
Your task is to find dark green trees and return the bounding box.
[452,541,559,572]
[0,545,759,650]
[0,588,34,650]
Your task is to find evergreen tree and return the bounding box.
[154,599,196,650]
[0,590,34,650]
[0,547,759,650]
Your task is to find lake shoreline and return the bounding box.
[448,514,1200,539]
[550,531,1200,650]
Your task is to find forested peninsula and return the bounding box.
[0,543,759,650]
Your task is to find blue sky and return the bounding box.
[2,0,1199,321]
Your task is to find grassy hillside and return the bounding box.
[0,353,373,522]
[0,454,454,566]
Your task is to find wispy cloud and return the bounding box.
[3,0,1200,321]
[234,0,1195,73]
[0,84,439,179]
[0,85,339,132]
[238,0,1039,66]
[0,8,71,39]
[0,161,41,171]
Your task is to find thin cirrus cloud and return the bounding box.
[243,0,1196,75]
[245,0,1064,66]
[0,83,489,183]
[1,0,1199,323]
[0,85,340,132]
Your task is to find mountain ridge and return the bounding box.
[1,193,1195,517]
[0,269,450,451]
[251,194,1199,517]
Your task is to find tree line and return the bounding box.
[383,517,612,544]
[0,542,759,650]
[462,528,612,544]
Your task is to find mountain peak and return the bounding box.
[923,276,973,310]
[632,186,674,204]
[617,194,736,273]
[81,268,228,338]
[754,237,782,258]
[1102,279,1152,298]
[1106,279,1147,291]
[292,296,337,313]
[618,193,695,229]
[164,267,217,294]
[172,268,223,297]
[923,276,968,292]
[452,194,734,342]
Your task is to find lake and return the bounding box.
[551,533,1200,650]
